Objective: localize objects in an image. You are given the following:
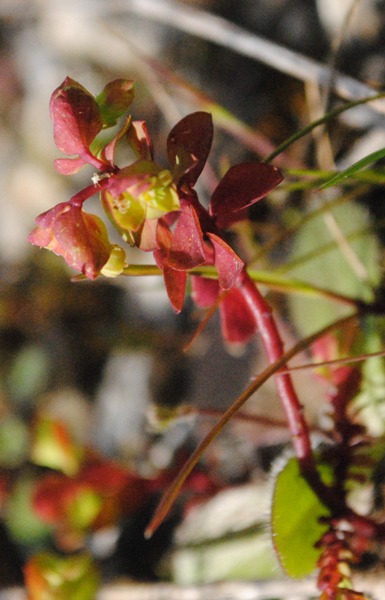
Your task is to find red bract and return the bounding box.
[50,77,105,174]
[28,202,122,279]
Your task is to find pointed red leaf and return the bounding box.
[50,77,103,157]
[210,162,283,229]
[207,232,243,290]
[162,264,187,313]
[167,112,213,187]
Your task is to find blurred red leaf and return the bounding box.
[33,474,88,524]
[219,287,258,343]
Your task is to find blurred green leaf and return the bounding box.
[287,201,380,336]
[31,418,82,476]
[0,415,29,467]
[5,477,51,546]
[24,551,100,600]
[7,344,49,405]
[353,316,385,435]
[67,488,102,530]
[272,457,330,578]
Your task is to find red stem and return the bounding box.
[70,176,113,207]
[239,269,335,506]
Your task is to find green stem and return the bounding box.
[122,264,361,308]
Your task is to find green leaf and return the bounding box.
[320,147,385,189]
[96,79,134,127]
[7,344,49,405]
[0,415,29,467]
[272,457,330,578]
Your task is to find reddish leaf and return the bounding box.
[153,221,180,311]
[32,474,87,524]
[80,459,146,518]
[80,460,132,495]
[54,156,88,175]
[50,77,102,157]
[167,112,213,187]
[28,202,112,279]
[219,288,258,343]
[209,162,283,229]
[167,205,205,269]
[191,276,257,343]
[207,232,244,290]
[96,78,134,127]
[154,219,173,267]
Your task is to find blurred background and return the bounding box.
[1,1,385,598]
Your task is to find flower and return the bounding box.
[29,77,284,344]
